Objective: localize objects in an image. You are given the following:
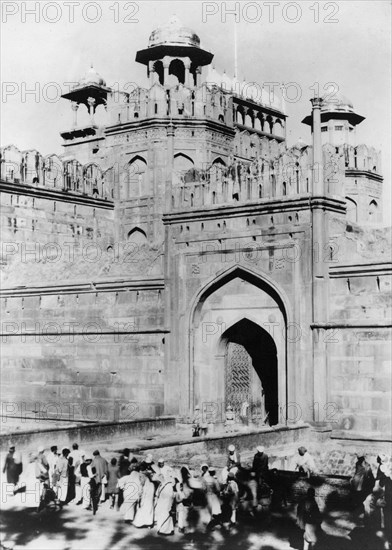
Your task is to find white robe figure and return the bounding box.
[203,473,221,518]
[117,471,142,521]
[154,479,174,534]
[46,451,58,488]
[81,474,91,509]
[56,456,69,502]
[133,473,155,528]
[175,481,193,531]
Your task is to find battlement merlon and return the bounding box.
[0,145,115,202]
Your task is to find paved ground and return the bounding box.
[0,462,387,550]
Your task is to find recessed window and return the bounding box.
[321,127,328,132]
[335,126,343,131]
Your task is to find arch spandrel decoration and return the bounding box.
[191,265,289,329]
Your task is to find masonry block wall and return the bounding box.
[0,168,166,422]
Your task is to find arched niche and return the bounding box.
[212,157,226,167]
[173,153,194,185]
[44,155,63,188]
[173,153,194,171]
[64,160,82,192]
[346,196,358,223]
[126,156,148,198]
[127,227,148,246]
[368,199,378,221]
[84,163,102,196]
[210,157,226,182]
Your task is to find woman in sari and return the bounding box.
[203,467,222,529]
[117,464,142,523]
[133,468,155,528]
[154,468,175,535]
[175,467,194,533]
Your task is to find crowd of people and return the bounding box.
[2,442,391,549]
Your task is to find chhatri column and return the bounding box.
[184,59,191,87]
[148,60,155,86]
[195,67,202,87]
[71,102,79,128]
[163,58,170,86]
[87,97,96,125]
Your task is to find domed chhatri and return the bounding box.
[136,15,213,69]
[148,15,201,49]
[302,89,364,128]
[61,63,110,124]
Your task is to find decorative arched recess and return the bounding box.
[173,153,194,186]
[126,156,148,198]
[368,199,378,220]
[173,152,194,171]
[187,265,292,423]
[212,157,226,167]
[127,227,148,245]
[346,196,358,223]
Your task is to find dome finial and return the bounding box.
[168,14,181,25]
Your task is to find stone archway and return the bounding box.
[190,268,287,425]
[221,318,278,426]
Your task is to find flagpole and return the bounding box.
[234,20,238,80]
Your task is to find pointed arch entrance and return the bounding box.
[190,266,287,426]
[221,319,278,425]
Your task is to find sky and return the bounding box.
[1,0,391,221]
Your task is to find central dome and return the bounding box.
[148,15,200,48]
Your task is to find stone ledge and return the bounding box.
[0,416,176,453]
[330,431,392,443]
[163,195,346,223]
[0,180,114,209]
[0,277,165,297]
[329,261,392,278]
[128,423,310,452]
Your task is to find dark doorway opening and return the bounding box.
[169,59,185,85]
[222,318,278,426]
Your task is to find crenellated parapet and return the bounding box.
[106,81,286,143]
[108,82,233,127]
[343,143,382,174]
[170,143,316,210]
[0,144,115,202]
